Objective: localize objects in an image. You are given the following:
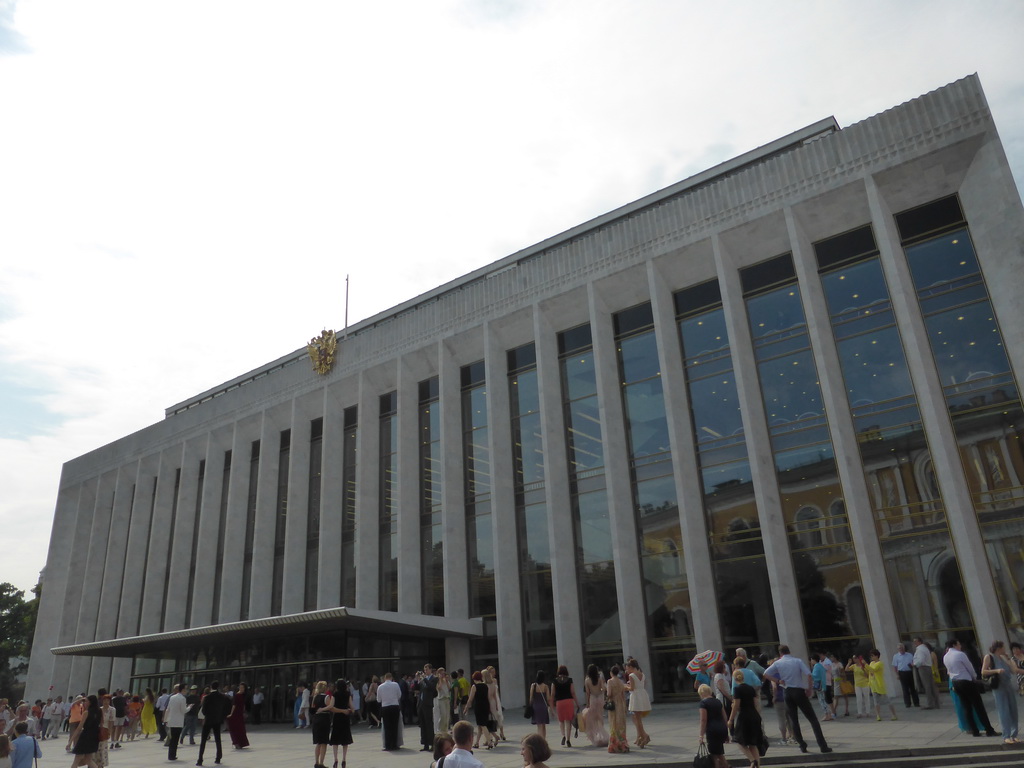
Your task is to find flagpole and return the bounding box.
[344,274,350,339]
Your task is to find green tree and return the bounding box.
[0,582,39,700]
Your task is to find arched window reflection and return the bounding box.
[829,499,850,544]
[794,506,824,548]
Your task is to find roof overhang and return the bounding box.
[51,607,484,658]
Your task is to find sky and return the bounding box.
[1,0,1023,597]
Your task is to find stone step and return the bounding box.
[612,743,1021,768]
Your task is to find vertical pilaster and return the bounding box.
[138,446,184,634]
[355,371,381,609]
[534,305,585,685]
[397,359,421,614]
[115,454,158,641]
[163,436,208,631]
[250,409,283,619]
[647,260,722,653]
[714,233,807,657]
[588,283,650,671]
[90,461,138,689]
[209,425,243,624]
[787,205,901,686]
[319,385,345,609]
[283,398,312,615]
[485,320,527,705]
[440,339,469,619]
[866,176,1007,643]
[65,478,99,696]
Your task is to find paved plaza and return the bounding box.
[27,698,1021,767]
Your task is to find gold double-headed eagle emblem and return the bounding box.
[306,329,338,375]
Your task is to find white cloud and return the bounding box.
[1,0,1022,594]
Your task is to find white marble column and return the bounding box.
[397,358,421,614]
[114,454,159,641]
[90,461,138,690]
[534,304,585,687]
[249,406,287,619]
[318,382,348,609]
[647,259,723,653]
[588,283,650,672]
[283,396,315,615]
[713,233,807,657]
[162,435,209,632]
[865,176,1007,643]
[440,338,469,619]
[206,423,245,624]
[65,477,100,696]
[355,370,382,609]
[484,320,527,707]
[786,205,901,689]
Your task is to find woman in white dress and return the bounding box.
[624,658,651,747]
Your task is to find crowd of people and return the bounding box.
[3,636,1022,767]
[0,680,252,766]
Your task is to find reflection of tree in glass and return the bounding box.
[792,551,850,641]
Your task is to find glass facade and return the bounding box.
[462,361,494,618]
[676,281,779,650]
[239,440,259,621]
[815,226,971,640]
[559,324,619,660]
[742,255,867,649]
[509,343,554,664]
[304,418,323,612]
[613,304,695,692]
[899,197,1024,639]
[379,393,398,612]
[341,407,357,607]
[130,629,445,723]
[419,377,444,616]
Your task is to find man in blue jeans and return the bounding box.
[10,722,43,768]
[764,645,833,754]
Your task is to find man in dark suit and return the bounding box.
[196,681,230,766]
[418,664,438,752]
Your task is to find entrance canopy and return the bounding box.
[51,607,484,658]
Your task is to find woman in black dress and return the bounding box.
[69,694,101,768]
[328,678,354,768]
[728,669,766,768]
[697,684,729,768]
[463,670,496,749]
[310,681,332,768]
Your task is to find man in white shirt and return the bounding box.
[912,638,940,709]
[155,687,170,741]
[163,684,188,761]
[943,639,996,737]
[441,720,483,768]
[763,644,832,754]
[45,696,63,738]
[891,643,919,708]
[378,672,403,751]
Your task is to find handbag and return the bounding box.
[985,656,1000,690]
[693,741,714,768]
[603,699,615,711]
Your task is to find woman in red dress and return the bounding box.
[227,682,250,749]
